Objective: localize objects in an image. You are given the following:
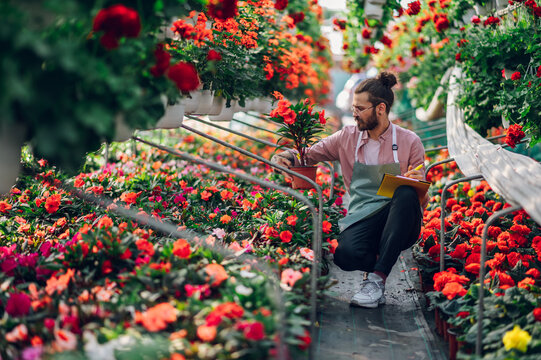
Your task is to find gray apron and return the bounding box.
[338,124,401,232]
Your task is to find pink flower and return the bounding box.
[281,268,303,287]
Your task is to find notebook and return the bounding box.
[376,173,431,202]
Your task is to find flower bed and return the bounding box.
[414,149,541,358]
[0,129,346,359]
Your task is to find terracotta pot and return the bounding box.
[448,328,458,360]
[434,308,443,337]
[443,320,450,342]
[289,166,317,190]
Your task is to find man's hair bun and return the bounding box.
[378,72,397,88]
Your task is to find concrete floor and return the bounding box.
[315,249,447,360]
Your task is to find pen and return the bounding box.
[414,163,424,171]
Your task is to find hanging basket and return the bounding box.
[181,91,202,114]
[209,100,238,122]
[364,1,384,20]
[0,123,25,196]
[192,90,214,115]
[208,95,225,116]
[289,166,317,190]
[113,112,134,142]
[156,103,185,129]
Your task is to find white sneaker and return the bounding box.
[350,273,385,308]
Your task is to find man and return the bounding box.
[272,72,427,308]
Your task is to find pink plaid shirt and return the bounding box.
[288,124,426,192]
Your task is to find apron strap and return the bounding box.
[391,124,399,163]
[355,124,399,164]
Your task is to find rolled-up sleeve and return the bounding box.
[407,136,426,179]
[286,129,343,166]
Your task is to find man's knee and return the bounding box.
[333,238,374,271]
[393,185,418,204]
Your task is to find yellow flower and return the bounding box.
[502,325,531,353]
[467,189,475,197]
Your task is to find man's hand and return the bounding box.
[271,152,294,180]
[403,165,424,181]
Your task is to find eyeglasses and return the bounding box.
[351,105,375,114]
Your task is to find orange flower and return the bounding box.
[45,194,62,214]
[197,324,217,342]
[97,216,113,229]
[0,201,12,213]
[220,214,231,224]
[286,215,297,226]
[135,302,178,332]
[46,269,75,295]
[201,190,212,201]
[136,239,155,256]
[279,230,293,243]
[441,282,467,300]
[220,189,233,200]
[205,263,228,286]
[281,268,303,288]
[120,191,138,205]
[322,220,332,233]
[172,238,191,259]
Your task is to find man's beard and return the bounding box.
[355,108,378,131]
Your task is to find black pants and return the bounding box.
[333,186,422,276]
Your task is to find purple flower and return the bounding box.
[22,346,43,360]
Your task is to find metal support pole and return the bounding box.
[439,174,484,272]
[133,136,321,358]
[426,158,455,174]
[421,133,447,142]
[186,115,279,148]
[232,116,281,136]
[476,205,522,357]
[424,136,525,153]
[415,123,447,134]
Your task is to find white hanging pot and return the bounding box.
[181,91,202,114]
[474,4,492,16]
[244,98,256,111]
[209,100,238,122]
[208,95,225,116]
[501,115,510,128]
[0,123,25,196]
[192,90,214,115]
[156,103,185,129]
[364,1,384,20]
[113,112,134,142]
[255,97,273,114]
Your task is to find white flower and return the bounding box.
[240,270,257,278]
[211,228,226,240]
[235,284,253,296]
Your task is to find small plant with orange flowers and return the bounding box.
[270,96,327,167]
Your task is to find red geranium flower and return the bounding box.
[405,1,421,16]
[274,0,288,11]
[534,308,541,322]
[208,0,238,20]
[290,12,305,25]
[167,62,200,92]
[510,71,521,81]
[150,44,171,77]
[93,4,141,50]
[207,49,222,61]
[504,124,525,148]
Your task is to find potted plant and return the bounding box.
[269,96,327,189]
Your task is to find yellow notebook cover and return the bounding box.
[377,173,431,202]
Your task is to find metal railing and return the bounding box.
[476,205,522,356]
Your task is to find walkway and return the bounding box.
[315,249,447,360]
